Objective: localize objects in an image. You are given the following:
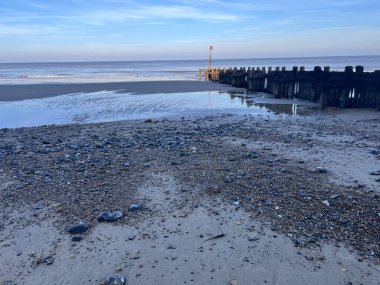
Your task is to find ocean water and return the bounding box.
[0,56,376,128]
[0,55,379,84]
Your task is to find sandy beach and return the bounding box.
[0,81,242,102]
[0,83,379,284]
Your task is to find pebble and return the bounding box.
[129,204,142,212]
[68,222,88,234]
[316,167,328,173]
[98,211,124,222]
[71,235,83,242]
[106,273,127,285]
[322,200,330,207]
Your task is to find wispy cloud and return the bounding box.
[74,5,239,25]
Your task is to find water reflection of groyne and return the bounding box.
[226,92,307,116]
[201,66,380,110]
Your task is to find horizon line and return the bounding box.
[1,54,379,65]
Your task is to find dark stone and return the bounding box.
[316,167,328,173]
[43,255,54,265]
[129,204,142,212]
[68,222,88,234]
[71,235,83,242]
[106,273,127,285]
[98,211,124,222]
[264,200,272,207]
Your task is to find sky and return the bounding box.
[0,0,380,62]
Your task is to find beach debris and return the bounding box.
[129,204,142,212]
[316,167,328,173]
[322,200,330,207]
[106,273,127,285]
[204,233,225,242]
[98,211,124,222]
[68,222,88,234]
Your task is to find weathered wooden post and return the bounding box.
[375,70,380,110]
[340,66,354,108]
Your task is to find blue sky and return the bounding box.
[0,0,379,62]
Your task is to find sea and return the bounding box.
[0,56,379,128]
[0,55,379,84]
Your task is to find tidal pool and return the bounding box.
[0,91,318,128]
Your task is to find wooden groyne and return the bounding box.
[199,66,380,110]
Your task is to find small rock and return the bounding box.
[98,211,124,222]
[144,119,153,123]
[106,273,127,285]
[129,204,142,212]
[370,171,380,176]
[71,236,83,242]
[68,222,88,234]
[230,280,238,285]
[189,146,198,153]
[264,200,272,207]
[316,167,328,173]
[322,200,330,207]
[43,255,54,265]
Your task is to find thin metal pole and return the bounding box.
[209,45,213,69]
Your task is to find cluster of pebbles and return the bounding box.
[0,113,379,266]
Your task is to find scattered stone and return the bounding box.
[230,280,238,285]
[43,256,54,265]
[204,233,225,242]
[106,273,127,285]
[129,204,142,212]
[98,211,124,222]
[189,146,198,153]
[206,186,221,194]
[316,167,328,173]
[264,200,272,207]
[71,235,83,242]
[322,200,330,207]
[68,222,88,234]
[144,119,153,123]
[370,171,380,176]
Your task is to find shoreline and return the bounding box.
[0,80,244,102]
[1,110,379,284]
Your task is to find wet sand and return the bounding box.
[1,109,380,285]
[0,80,243,102]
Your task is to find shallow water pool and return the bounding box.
[0,91,318,128]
